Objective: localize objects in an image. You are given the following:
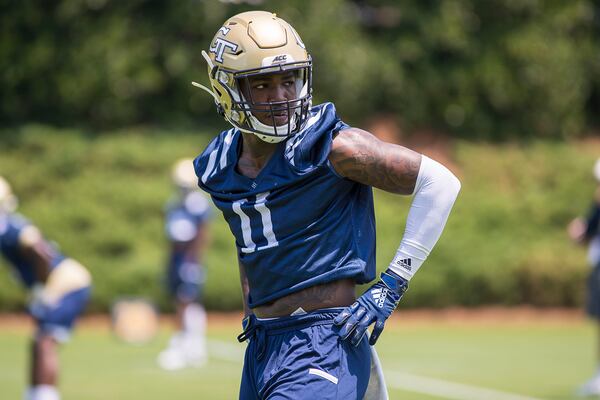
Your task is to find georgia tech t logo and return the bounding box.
[210,27,237,63]
[217,26,231,36]
[210,37,238,63]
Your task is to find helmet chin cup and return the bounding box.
[246,113,298,143]
[257,134,287,144]
[241,128,288,144]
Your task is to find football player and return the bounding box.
[0,176,91,400]
[157,159,212,370]
[193,11,460,399]
[568,159,600,396]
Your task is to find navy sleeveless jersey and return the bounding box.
[165,190,211,267]
[0,213,65,288]
[194,103,376,308]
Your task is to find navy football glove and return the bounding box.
[334,270,408,346]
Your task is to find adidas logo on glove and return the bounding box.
[371,288,388,308]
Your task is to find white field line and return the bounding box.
[385,371,545,400]
[207,339,244,362]
[207,340,545,400]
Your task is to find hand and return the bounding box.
[567,218,586,243]
[334,270,408,346]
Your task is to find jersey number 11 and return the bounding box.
[232,192,279,253]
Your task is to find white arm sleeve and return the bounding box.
[388,155,461,280]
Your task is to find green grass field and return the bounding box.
[0,311,595,400]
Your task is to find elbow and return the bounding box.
[434,166,461,207]
[433,159,461,201]
[417,155,461,203]
[448,171,461,200]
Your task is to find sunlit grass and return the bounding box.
[0,313,594,400]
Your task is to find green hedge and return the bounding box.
[0,125,596,311]
[1,0,599,139]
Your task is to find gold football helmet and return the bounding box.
[0,176,17,213]
[171,158,197,190]
[193,11,312,143]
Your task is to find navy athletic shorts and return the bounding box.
[30,286,91,342]
[238,308,371,400]
[167,262,204,303]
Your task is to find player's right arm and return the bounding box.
[237,259,257,342]
[329,127,460,280]
[238,259,252,318]
[329,127,422,194]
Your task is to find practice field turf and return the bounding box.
[0,310,595,400]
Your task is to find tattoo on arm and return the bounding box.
[329,128,421,194]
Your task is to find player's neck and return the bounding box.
[241,132,279,156]
[237,132,279,178]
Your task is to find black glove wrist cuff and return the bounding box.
[380,270,409,295]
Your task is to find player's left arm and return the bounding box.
[330,127,461,346]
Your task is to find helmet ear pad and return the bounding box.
[208,67,233,120]
[207,67,250,127]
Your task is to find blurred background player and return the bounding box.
[568,158,600,396]
[0,176,91,400]
[157,158,212,370]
